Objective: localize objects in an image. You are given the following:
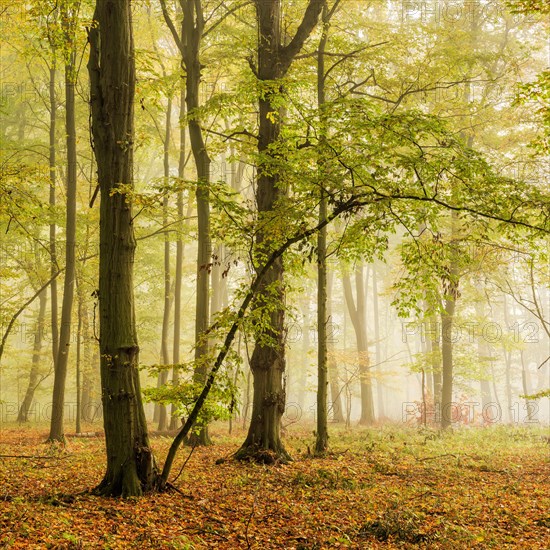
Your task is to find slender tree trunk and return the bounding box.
[48,63,59,366]
[315,2,330,453]
[326,272,344,423]
[342,267,375,425]
[157,96,173,432]
[80,305,93,423]
[75,281,83,434]
[440,262,459,430]
[502,295,514,423]
[88,0,157,496]
[520,350,534,421]
[48,30,78,442]
[170,83,188,430]
[17,288,47,422]
[372,263,385,419]
[180,1,212,447]
[430,315,442,404]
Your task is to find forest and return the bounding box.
[0,0,549,548]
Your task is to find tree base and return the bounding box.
[234,443,292,465]
[187,426,212,447]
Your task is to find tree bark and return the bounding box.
[17,288,47,423]
[327,279,344,423]
[315,1,330,453]
[236,0,324,463]
[48,19,78,442]
[440,261,459,430]
[88,0,157,496]
[372,263,385,419]
[157,95,173,432]
[48,63,59,369]
[342,266,375,425]
[170,83,189,430]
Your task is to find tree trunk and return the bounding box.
[48,29,78,442]
[430,315,442,404]
[88,0,157,496]
[179,0,212,447]
[18,288,47,422]
[157,96,173,432]
[327,272,344,423]
[170,83,189,430]
[342,266,375,425]
[502,295,514,423]
[236,0,324,462]
[440,264,459,430]
[48,63,59,369]
[372,263,385,419]
[315,2,330,453]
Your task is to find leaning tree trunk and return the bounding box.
[88,0,157,497]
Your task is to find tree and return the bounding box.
[160,0,212,445]
[48,0,79,442]
[235,0,325,463]
[88,0,157,497]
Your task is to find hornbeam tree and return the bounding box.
[88,0,157,497]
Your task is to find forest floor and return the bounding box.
[0,422,548,549]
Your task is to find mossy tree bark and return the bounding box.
[88,0,157,497]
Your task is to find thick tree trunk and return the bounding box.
[48,36,78,442]
[18,288,47,422]
[88,0,157,496]
[237,0,323,462]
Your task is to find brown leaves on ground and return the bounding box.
[0,423,548,549]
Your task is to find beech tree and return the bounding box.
[235,0,325,463]
[88,0,157,496]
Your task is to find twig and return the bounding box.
[245,477,262,549]
[171,442,197,484]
